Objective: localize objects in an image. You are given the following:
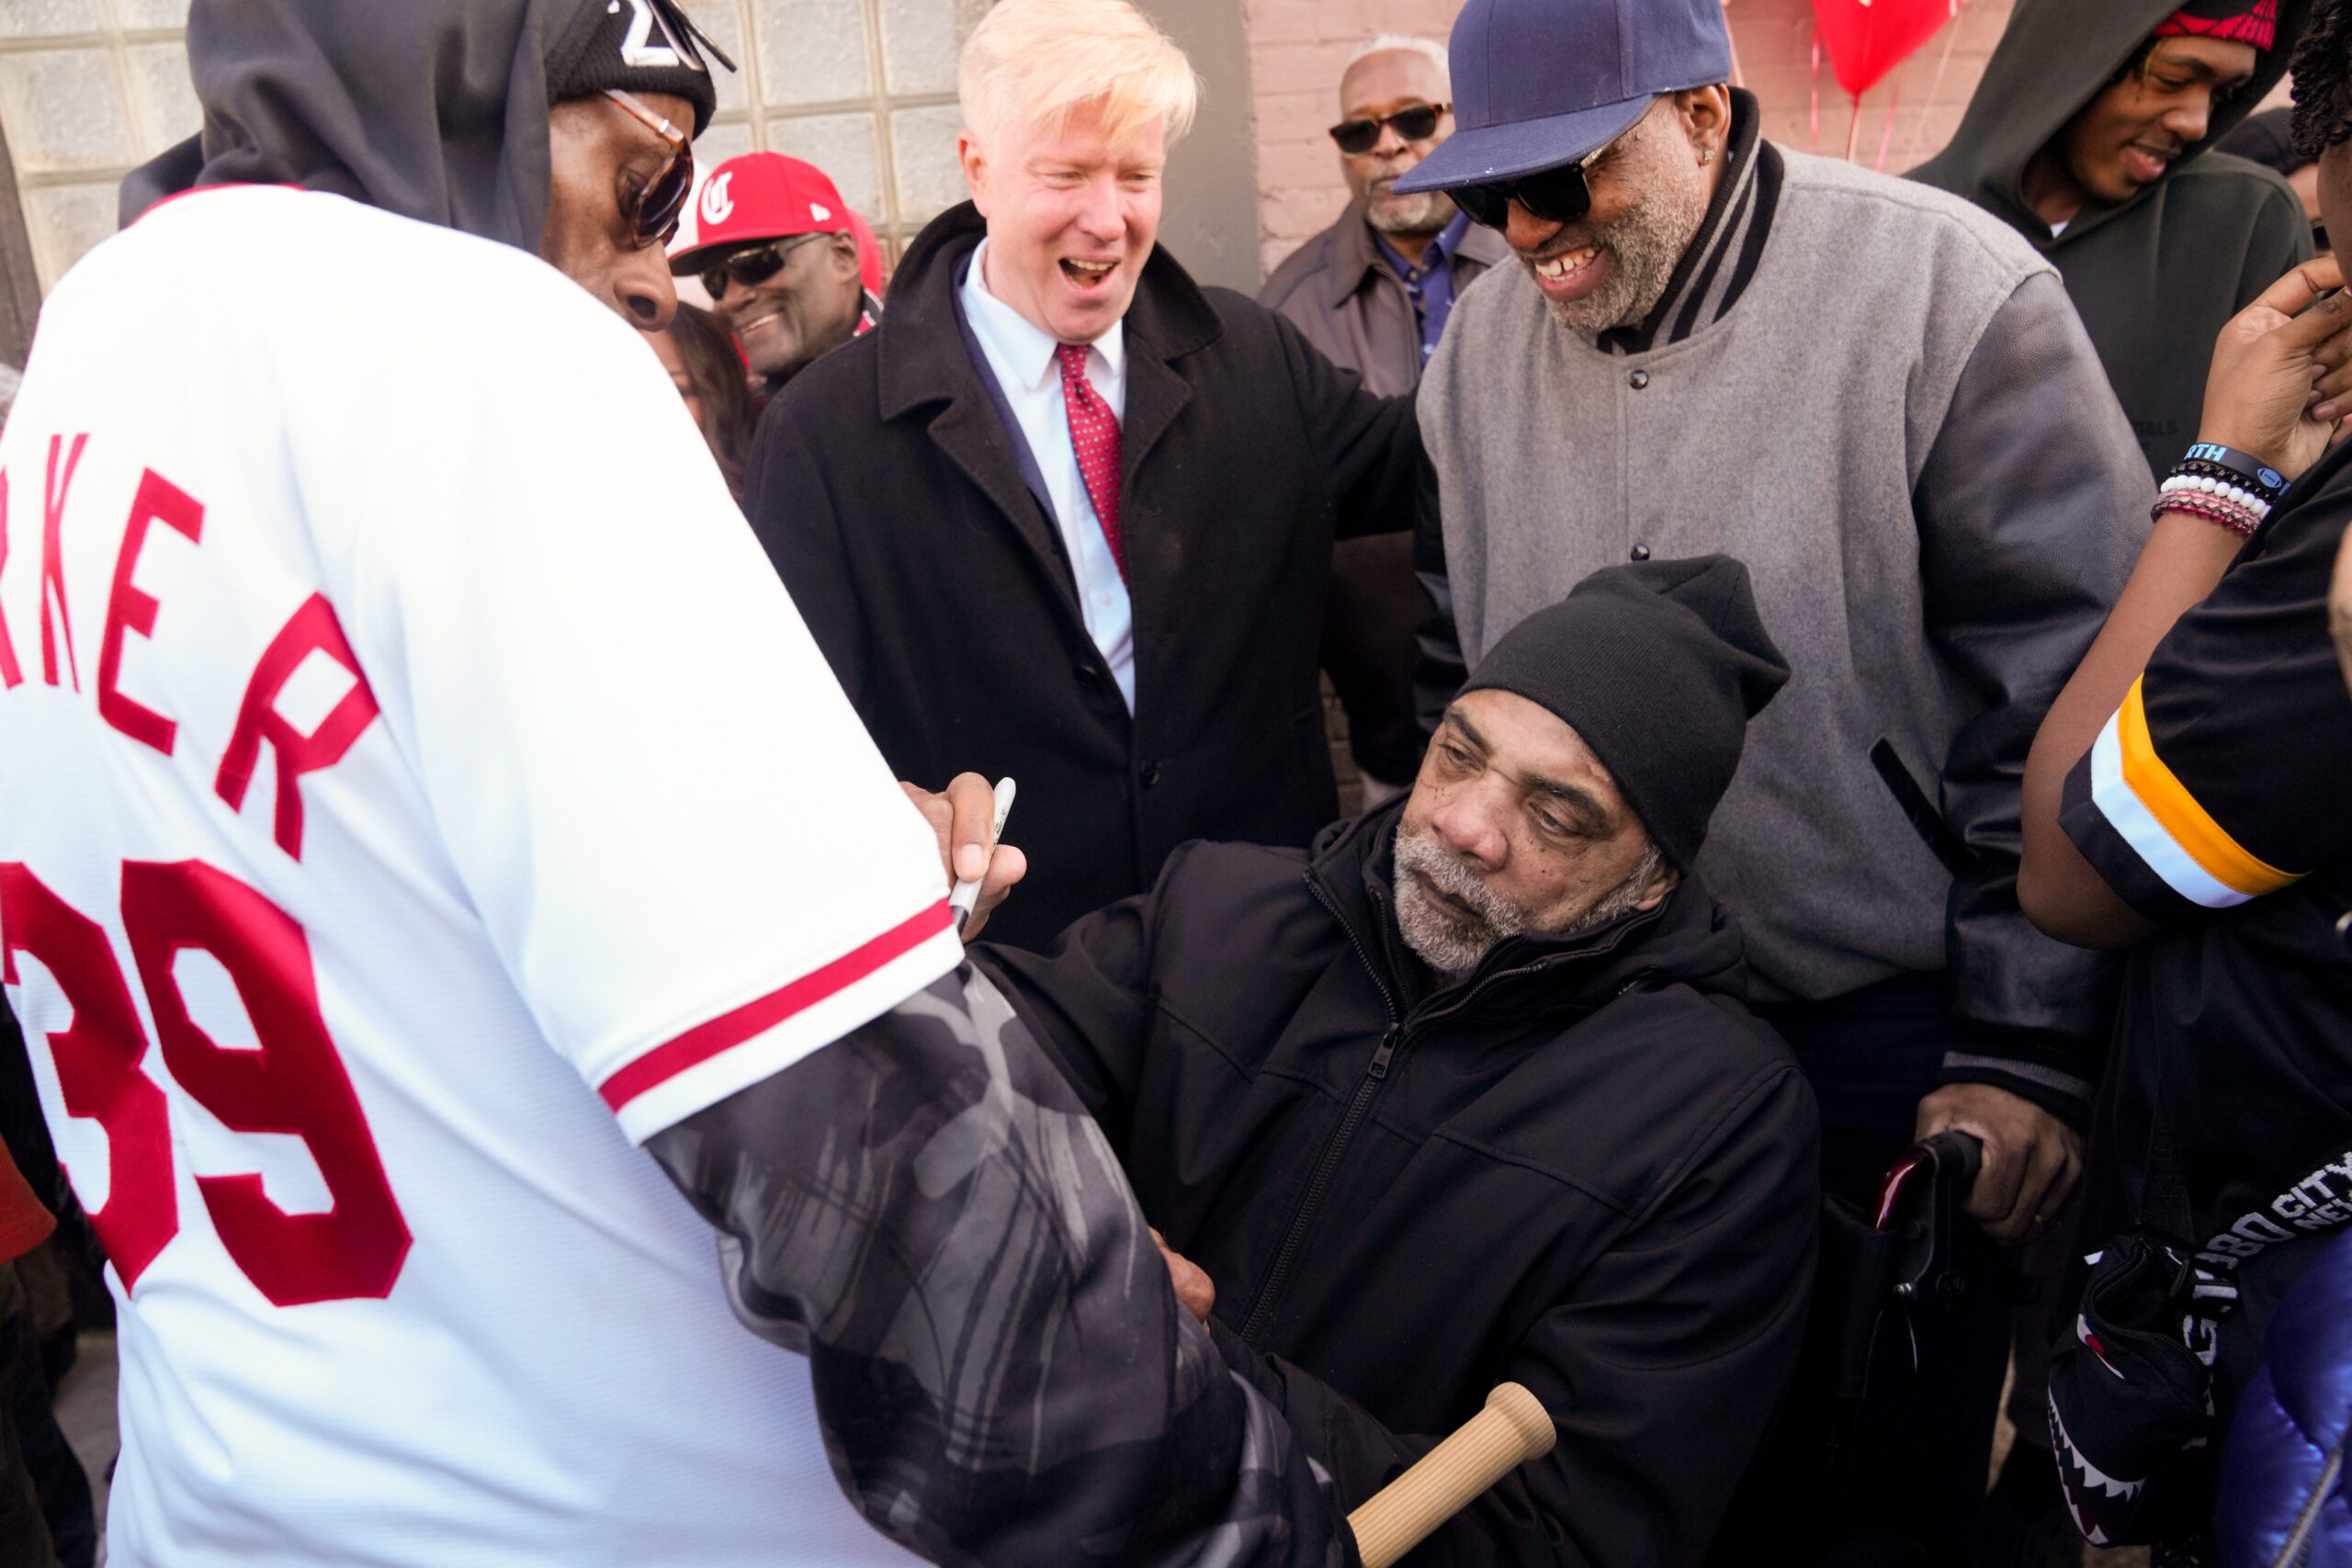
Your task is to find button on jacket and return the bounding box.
[743,203,1424,948]
[975,800,1821,1566]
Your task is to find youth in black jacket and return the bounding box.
[975,799,1822,1566]
[743,202,1423,949]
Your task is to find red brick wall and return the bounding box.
[1247,0,2018,275]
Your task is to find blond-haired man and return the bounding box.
[742,0,1425,951]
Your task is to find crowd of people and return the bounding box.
[0,0,2347,1562]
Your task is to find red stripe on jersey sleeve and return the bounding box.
[597,900,955,1115]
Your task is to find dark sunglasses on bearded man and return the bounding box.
[1444,106,1669,232]
[1328,103,1452,156]
[1446,139,1615,231]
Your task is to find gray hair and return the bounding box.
[1344,33,1450,84]
[0,365,18,428]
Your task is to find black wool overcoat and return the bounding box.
[743,203,1424,947]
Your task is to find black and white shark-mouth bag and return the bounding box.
[2045,1227,2237,1547]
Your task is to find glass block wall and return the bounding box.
[676,0,989,265]
[0,0,989,292]
[0,0,200,292]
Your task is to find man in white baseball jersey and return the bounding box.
[0,1,1355,1563]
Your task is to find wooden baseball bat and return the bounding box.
[1344,1382,1555,1568]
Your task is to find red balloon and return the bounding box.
[1811,0,1956,98]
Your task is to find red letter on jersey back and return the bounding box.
[40,434,87,691]
[0,468,21,689]
[215,594,379,860]
[98,469,205,755]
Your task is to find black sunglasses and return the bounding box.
[699,232,831,301]
[1447,130,1634,231]
[1329,103,1451,156]
[1450,153,1604,231]
[604,89,694,250]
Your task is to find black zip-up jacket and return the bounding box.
[975,802,1821,1566]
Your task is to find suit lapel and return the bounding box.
[878,213,1084,619]
[1106,246,1218,612]
[877,205,1227,637]
[1118,349,1191,502]
[922,390,1084,620]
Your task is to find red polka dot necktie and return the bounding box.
[1055,342,1125,579]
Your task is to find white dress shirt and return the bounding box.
[960,238,1136,710]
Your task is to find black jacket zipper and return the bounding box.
[1236,874,1401,1346]
[1233,871,1667,1347]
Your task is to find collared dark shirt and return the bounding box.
[1373,209,1474,365]
[1260,198,1510,398]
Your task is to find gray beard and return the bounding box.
[1368,190,1458,237]
[1391,826,1665,983]
[1532,166,1711,335]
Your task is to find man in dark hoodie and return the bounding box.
[976,558,1822,1567]
[0,2,1359,1564]
[1914,0,2315,477]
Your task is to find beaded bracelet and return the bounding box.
[2159,471,2272,521]
[2175,456,2285,499]
[2177,442,2288,503]
[2153,490,2262,538]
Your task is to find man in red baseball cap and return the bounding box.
[670,152,884,392]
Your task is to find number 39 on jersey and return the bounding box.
[0,430,409,1308]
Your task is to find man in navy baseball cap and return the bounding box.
[1397,0,1728,193]
[1394,0,1736,333]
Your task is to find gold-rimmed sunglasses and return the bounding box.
[603,88,695,250]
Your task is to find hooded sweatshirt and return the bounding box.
[1912,0,2313,476]
[119,0,713,243]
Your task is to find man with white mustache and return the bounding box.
[1402,0,2154,1549]
[972,556,1819,1567]
[1261,34,1512,813]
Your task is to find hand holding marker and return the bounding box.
[950,777,1016,936]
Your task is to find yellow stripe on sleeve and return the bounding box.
[2117,676,2302,900]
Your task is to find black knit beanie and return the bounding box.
[546,0,723,136]
[1459,556,1790,870]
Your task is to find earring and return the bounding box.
[1698,147,1714,164]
